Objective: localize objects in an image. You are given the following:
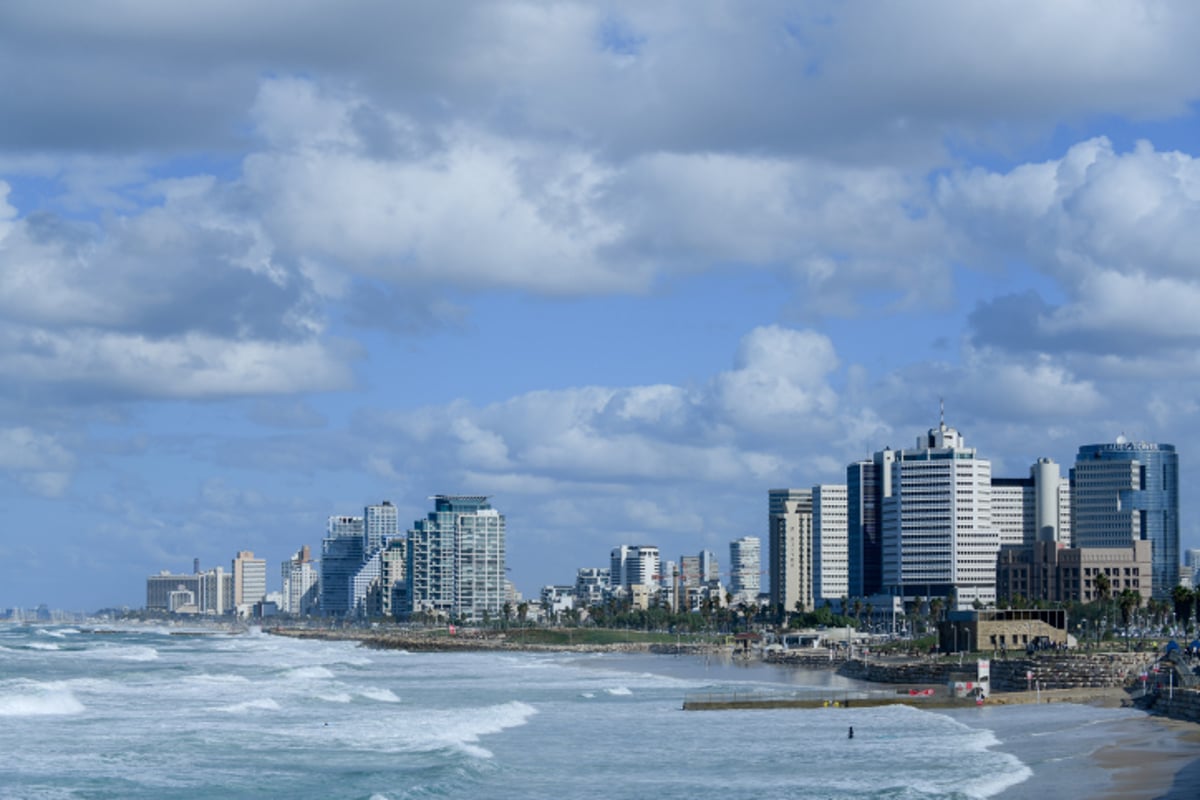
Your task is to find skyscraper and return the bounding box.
[1072,439,1179,598]
[813,484,849,603]
[729,536,761,603]
[847,449,894,597]
[610,545,661,592]
[879,419,1000,608]
[406,495,506,623]
[364,501,398,553]
[232,550,267,610]
[768,488,812,614]
[320,515,364,616]
[991,458,1072,549]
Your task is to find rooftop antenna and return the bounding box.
[939,397,945,428]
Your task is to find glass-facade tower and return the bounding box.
[1072,441,1179,598]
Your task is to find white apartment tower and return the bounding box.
[364,501,398,553]
[813,484,849,602]
[406,495,507,623]
[610,545,661,592]
[232,550,267,610]
[729,536,761,604]
[281,545,319,615]
[768,489,813,614]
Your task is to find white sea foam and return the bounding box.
[26,642,60,651]
[318,692,353,704]
[430,700,540,759]
[80,645,160,662]
[188,673,253,686]
[360,688,400,703]
[219,698,281,713]
[604,686,632,696]
[283,666,335,680]
[580,692,595,698]
[0,687,85,717]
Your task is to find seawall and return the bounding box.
[832,652,1152,691]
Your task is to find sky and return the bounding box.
[4,1,1200,611]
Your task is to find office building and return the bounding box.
[406,495,506,623]
[880,418,1001,608]
[1072,440,1178,598]
[996,540,1151,605]
[848,449,894,597]
[992,458,1072,550]
[320,515,365,616]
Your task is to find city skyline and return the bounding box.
[4,4,1200,610]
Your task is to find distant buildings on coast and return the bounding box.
[143,422,1186,624]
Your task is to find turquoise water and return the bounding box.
[0,625,1140,798]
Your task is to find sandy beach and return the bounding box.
[1095,716,1200,799]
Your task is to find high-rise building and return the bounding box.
[406,495,506,623]
[847,449,894,598]
[320,515,364,616]
[281,546,319,616]
[879,419,1000,608]
[729,536,761,603]
[992,458,1072,550]
[813,484,849,602]
[232,550,267,609]
[364,501,398,554]
[1072,440,1179,598]
[768,488,813,614]
[610,545,660,592]
[376,538,407,618]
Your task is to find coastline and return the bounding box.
[1094,716,1200,800]
[272,626,1200,798]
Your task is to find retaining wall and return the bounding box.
[835,652,1151,690]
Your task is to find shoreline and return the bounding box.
[272,626,1200,798]
[1095,716,1200,799]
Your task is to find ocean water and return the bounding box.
[0,624,1143,799]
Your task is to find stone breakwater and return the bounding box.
[834,652,1151,691]
[265,627,718,655]
[767,649,1155,691]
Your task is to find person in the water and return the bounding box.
[848,726,854,739]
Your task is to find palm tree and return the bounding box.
[1172,585,1195,631]
[1117,588,1141,649]
[929,597,944,626]
[1093,572,1111,603]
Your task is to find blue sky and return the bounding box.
[4,1,1200,611]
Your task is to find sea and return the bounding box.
[0,624,1154,799]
